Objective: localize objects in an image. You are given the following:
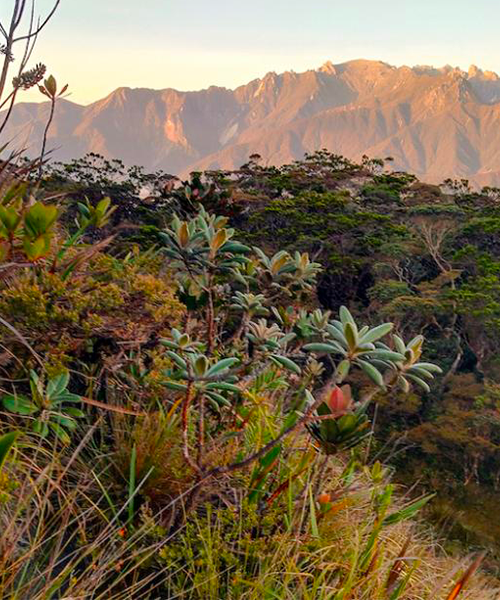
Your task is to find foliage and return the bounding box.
[2,370,83,443]
[0,150,497,597]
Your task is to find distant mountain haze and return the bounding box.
[4,59,500,185]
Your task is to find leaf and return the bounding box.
[50,392,81,404]
[210,228,227,254]
[405,373,431,393]
[446,553,486,600]
[44,75,57,96]
[205,391,231,408]
[178,222,189,247]
[413,362,443,374]
[259,445,282,469]
[205,382,241,393]
[383,494,434,526]
[365,350,405,362]
[32,420,49,437]
[24,202,58,237]
[63,407,85,418]
[53,414,77,429]
[303,342,341,354]
[309,485,319,538]
[0,431,19,471]
[163,381,188,392]
[221,242,251,254]
[23,235,49,261]
[407,366,434,380]
[357,360,385,389]
[344,322,358,350]
[393,335,406,355]
[205,357,239,378]
[46,372,69,399]
[398,376,410,394]
[270,355,301,375]
[48,422,71,444]
[194,355,208,377]
[2,395,38,415]
[165,351,187,370]
[335,359,351,383]
[359,323,393,344]
[339,305,355,326]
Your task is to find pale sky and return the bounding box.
[2,0,500,105]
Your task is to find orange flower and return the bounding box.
[318,492,332,505]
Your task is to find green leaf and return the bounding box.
[344,322,357,350]
[32,420,49,437]
[205,357,239,378]
[339,305,355,326]
[205,382,241,393]
[53,414,77,429]
[50,392,81,405]
[194,355,208,377]
[405,374,431,393]
[335,359,351,383]
[412,362,443,374]
[357,360,385,389]
[393,335,406,355]
[48,422,71,444]
[270,355,301,375]
[0,431,19,471]
[205,391,231,408]
[259,445,281,469]
[2,395,38,415]
[365,350,405,362]
[77,201,91,218]
[163,381,188,392]
[407,367,434,380]
[63,407,85,418]
[359,323,393,344]
[383,494,435,526]
[221,242,251,254]
[46,372,69,399]
[309,485,319,538]
[303,342,342,354]
[165,351,187,370]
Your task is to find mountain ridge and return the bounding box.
[4,58,500,185]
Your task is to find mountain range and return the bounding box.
[4,58,500,185]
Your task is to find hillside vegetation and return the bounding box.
[0,150,499,598]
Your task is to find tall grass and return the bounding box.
[2,421,493,599]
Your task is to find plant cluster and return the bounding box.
[0,152,496,598]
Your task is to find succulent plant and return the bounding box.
[304,306,406,387]
[230,291,269,317]
[2,371,84,444]
[306,385,370,455]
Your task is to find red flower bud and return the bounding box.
[325,384,353,415]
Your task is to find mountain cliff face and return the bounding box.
[5,59,500,185]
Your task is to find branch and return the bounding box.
[14,0,60,42]
[203,392,324,479]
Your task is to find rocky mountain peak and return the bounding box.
[319,60,337,75]
[4,58,500,186]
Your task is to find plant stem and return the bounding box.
[38,96,55,179]
[181,380,201,474]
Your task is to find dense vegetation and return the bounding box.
[0,150,499,598]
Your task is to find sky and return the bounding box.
[2,0,500,105]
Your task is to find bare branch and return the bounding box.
[13,0,60,42]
